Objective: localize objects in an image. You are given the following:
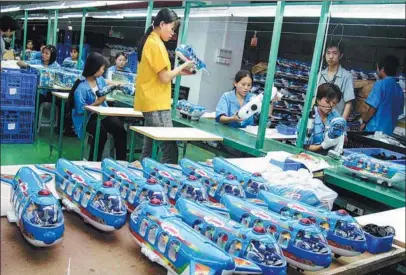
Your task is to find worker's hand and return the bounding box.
[95,96,106,105]
[182,60,195,70]
[321,134,340,150]
[17,61,27,68]
[231,113,244,122]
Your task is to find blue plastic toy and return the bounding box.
[176,100,206,121]
[176,198,287,275]
[257,191,367,257]
[128,158,230,217]
[328,117,347,139]
[221,195,332,271]
[129,198,255,274]
[36,159,127,232]
[83,158,169,212]
[342,153,405,187]
[175,44,209,75]
[1,167,64,247]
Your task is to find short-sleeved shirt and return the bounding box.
[319,65,355,115]
[62,57,84,70]
[134,31,171,112]
[28,60,61,95]
[72,76,108,138]
[0,35,5,61]
[365,76,404,135]
[301,106,342,146]
[104,65,132,80]
[215,90,256,128]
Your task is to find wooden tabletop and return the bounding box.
[52,92,115,102]
[356,207,405,248]
[129,126,223,141]
[85,106,143,117]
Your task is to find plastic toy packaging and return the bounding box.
[61,59,78,69]
[111,71,136,84]
[55,70,81,88]
[37,68,56,87]
[117,83,135,96]
[237,87,280,120]
[29,51,42,61]
[175,44,209,74]
[176,99,206,121]
[264,168,338,210]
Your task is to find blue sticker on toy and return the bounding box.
[175,44,210,75]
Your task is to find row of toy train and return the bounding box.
[2,157,367,274]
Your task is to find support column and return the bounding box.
[145,0,154,32]
[22,10,28,60]
[46,11,52,45]
[78,9,87,69]
[296,0,331,149]
[53,10,59,46]
[255,1,285,149]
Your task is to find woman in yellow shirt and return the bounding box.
[135,8,194,164]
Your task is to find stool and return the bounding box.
[37,102,59,134]
[83,132,116,161]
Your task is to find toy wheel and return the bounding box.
[334,254,341,259]
[352,173,356,177]
[382,182,389,188]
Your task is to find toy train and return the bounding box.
[176,198,287,275]
[36,159,127,232]
[342,153,405,187]
[176,100,206,121]
[1,167,64,247]
[129,198,260,274]
[175,44,209,75]
[221,195,332,271]
[258,191,367,257]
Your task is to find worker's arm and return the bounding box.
[360,106,376,131]
[158,61,195,84]
[342,101,353,121]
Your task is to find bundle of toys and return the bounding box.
[176,99,206,121]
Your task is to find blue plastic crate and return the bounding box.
[269,158,306,171]
[276,124,297,135]
[127,52,138,74]
[1,69,38,108]
[343,148,405,165]
[0,107,35,144]
[364,231,394,254]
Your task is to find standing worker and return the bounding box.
[0,15,19,61]
[134,8,195,164]
[360,55,404,135]
[319,41,354,121]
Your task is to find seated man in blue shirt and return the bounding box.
[360,55,404,135]
[216,70,256,128]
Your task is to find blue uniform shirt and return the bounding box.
[62,57,84,70]
[28,60,61,95]
[216,90,256,128]
[365,76,404,135]
[303,106,342,146]
[105,65,132,79]
[72,76,109,138]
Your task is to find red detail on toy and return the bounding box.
[337,209,348,216]
[253,226,266,234]
[308,216,317,224]
[147,178,157,184]
[299,218,312,225]
[252,172,262,177]
[103,181,113,187]
[150,198,161,205]
[188,175,197,181]
[226,174,235,180]
[38,189,51,196]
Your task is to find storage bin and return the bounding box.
[0,107,35,144]
[276,124,297,135]
[364,231,394,254]
[1,68,38,108]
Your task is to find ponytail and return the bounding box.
[138,26,153,62]
[67,79,82,111]
[137,8,179,63]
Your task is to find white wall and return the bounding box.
[179,16,248,111]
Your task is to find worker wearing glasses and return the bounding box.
[304,83,345,152]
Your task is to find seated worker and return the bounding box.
[360,55,404,135]
[62,45,84,70]
[17,44,60,102]
[304,83,345,153]
[216,70,256,128]
[105,52,132,80]
[68,52,127,161]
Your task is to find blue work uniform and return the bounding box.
[62,57,84,70]
[216,90,256,128]
[365,76,404,135]
[72,76,108,138]
[28,59,61,95]
[302,106,342,146]
[104,65,132,79]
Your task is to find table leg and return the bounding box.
[58,99,66,158]
[80,110,88,160]
[49,94,56,155]
[151,140,160,161]
[93,114,103,161]
[129,131,135,162]
[34,90,40,142]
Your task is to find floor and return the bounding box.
[1,131,215,166]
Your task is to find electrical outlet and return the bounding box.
[346,203,364,216]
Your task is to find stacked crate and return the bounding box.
[1,68,38,143]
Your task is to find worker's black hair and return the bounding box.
[42,45,58,65]
[316,83,342,103]
[378,55,399,76]
[70,45,80,53]
[115,51,127,60]
[138,8,180,62]
[68,52,109,110]
[0,15,19,32]
[326,39,344,54]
